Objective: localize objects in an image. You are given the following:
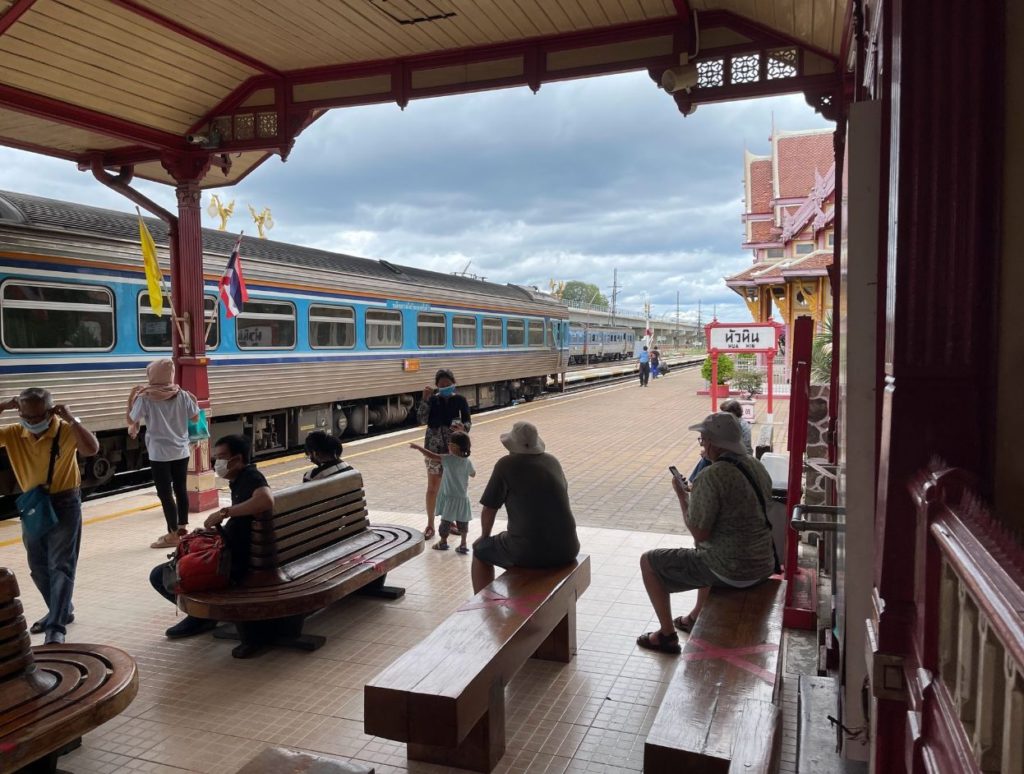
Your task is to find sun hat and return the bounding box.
[687,412,747,456]
[500,421,546,455]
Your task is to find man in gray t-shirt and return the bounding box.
[472,422,580,592]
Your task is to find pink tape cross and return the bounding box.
[457,590,547,617]
[349,554,385,574]
[682,635,778,684]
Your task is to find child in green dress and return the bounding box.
[410,431,475,553]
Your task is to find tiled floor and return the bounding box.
[0,369,802,773]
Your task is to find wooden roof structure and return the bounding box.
[0,0,846,188]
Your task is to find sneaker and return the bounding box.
[43,630,65,645]
[165,616,218,639]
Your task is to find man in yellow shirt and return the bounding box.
[0,388,99,644]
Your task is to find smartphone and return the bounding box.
[668,466,687,485]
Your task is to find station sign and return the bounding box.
[707,324,780,351]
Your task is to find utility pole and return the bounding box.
[697,300,703,349]
[676,290,680,349]
[610,268,620,326]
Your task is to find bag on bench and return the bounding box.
[164,527,232,594]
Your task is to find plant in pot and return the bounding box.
[733,370,763,400]
[701,354,735,397]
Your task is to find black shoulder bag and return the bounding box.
[721,456,782,575]
[16,427,61,540]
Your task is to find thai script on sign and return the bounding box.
[708,325,777,351]
[386,300,430,311]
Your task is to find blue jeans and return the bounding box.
[22,488,81,635]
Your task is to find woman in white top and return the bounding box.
[127,359,199,549]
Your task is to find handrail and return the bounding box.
[790,504,845,533]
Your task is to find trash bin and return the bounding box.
[759,452,790,562]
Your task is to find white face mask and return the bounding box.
[213,458,230,478]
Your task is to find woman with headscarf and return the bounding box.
[127,358,199,549]
[416,368,471,539]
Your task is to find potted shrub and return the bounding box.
[701,354,735,397]
[733,370,763,400]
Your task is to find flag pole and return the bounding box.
[137,206,189,347]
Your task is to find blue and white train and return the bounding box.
[567,325,636,364]
[0,191,570,497]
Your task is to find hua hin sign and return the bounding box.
[705,321,783,414]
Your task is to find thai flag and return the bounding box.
[219,235,249,318]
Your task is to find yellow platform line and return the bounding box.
[0,382,633,546]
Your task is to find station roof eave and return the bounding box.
[0,0,846,189]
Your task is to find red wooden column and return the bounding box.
[869,0,1005,771]
[162,153,218,512]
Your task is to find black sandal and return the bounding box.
[636,630,681,654]
[673,614,697,633]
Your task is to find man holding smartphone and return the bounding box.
[636,413,776,654]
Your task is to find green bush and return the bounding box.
[733,371,763,397]
[701,354,735,384]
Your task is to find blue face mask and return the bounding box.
[20,417,51,434]
[438,385,456,397]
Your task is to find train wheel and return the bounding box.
[87,455,116,486]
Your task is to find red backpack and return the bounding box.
[165,528,232,594]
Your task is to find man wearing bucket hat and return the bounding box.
[636,412,777,654]
[472,421,580,592]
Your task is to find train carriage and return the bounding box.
[0,191,569,500]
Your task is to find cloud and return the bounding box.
[0,72,831,323]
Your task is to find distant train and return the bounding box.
[567,325,636,364]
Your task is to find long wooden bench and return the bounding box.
[179,468,423,658]
[363,556,590,773]
[644,578,786,774]
[0,567,138,774]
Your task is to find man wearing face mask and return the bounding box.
[0,388,100,644]
[148,434,273,638]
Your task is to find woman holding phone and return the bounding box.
[416,368,471,539]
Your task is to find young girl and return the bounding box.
[410,431,474,553]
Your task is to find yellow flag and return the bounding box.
[137,210,163,316]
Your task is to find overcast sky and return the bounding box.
[0,71,830,323]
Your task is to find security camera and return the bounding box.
[186,134,208,145]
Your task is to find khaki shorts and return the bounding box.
[644,547,721,593]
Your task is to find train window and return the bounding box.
[236,299,296,349]
[482,317,502,347]
[417,312,447,348]
[452,315,477,347]
[527,318,545,347]
[1,280,114,352]
[309,304,355,349]
[138,293,218,351]
[366,309,403,348]
[506,318,525,346]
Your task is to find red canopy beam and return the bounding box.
[0,82,181,149]
[0,0,37,38]
[106,0,282,77]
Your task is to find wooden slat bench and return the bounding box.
[644,578,786,774]
[0,567,138,774]
[364,556,591,772]
[179,468,423,658]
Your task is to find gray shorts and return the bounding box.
[644,547,721,593]
[472,535,516,569]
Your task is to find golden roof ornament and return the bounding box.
[248,205,274,239]
[548,279,566,299]
[206,194,235,231]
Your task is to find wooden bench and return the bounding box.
[363,556,590,772]
[0,567,138,774]
[644,578,786,774]
[179,468,423,658]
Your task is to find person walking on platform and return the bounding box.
[0,388,100,644]
[127,358,199,550]
[638,346,651,387]
[410,431,475,553]
[472,422,580,593]
[636,413,776,654]
[417,368,471,540]
[650,346,662,379]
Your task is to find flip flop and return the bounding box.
[432,541,450,551]
[455,545,470,554]
[673,615,697,633]
[31,614,73,635]
[423,526,435,539]
[636,630,681,654]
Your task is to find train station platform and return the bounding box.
[0,369,797,774]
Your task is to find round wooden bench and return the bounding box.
[0,567,138,774]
